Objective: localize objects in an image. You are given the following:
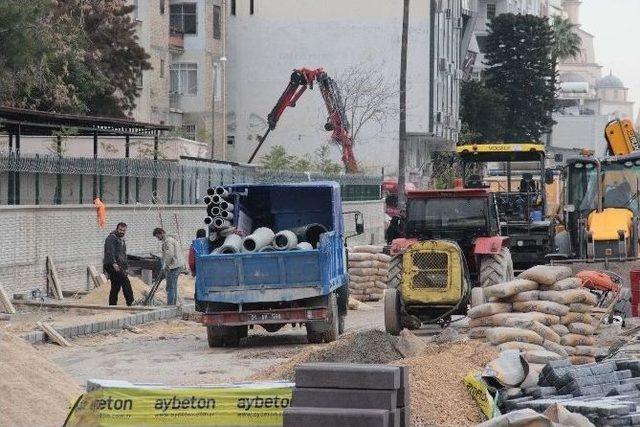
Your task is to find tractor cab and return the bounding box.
[456,143,555,269]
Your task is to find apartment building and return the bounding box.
[131,0,227,160]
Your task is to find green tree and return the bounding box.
[484,14,556,141]
[260,145,343,174]
[459,80,507,142]
[551,16,581,63]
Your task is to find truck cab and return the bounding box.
[191,182,361,347]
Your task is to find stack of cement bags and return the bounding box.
[468,265,605,366]
[348,246,391,302]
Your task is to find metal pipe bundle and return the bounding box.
[242,227,275,252]
[214,186,230,198]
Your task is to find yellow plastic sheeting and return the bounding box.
[587,208,633,241]
[464,372,500,421]
[64,381,293,427]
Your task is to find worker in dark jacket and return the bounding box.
[103,222,134,306]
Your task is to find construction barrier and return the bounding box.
[64,380,294,427]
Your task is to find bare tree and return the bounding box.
[335,65,399,146]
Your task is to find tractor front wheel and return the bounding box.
[479,247,514,288]
[384,288,402,336]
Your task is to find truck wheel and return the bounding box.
[306,327,323,344]
[338,315,345,335]
[322,293,339,343]
[386,254,403,289]
[223,326,246,347]
[479,248,514,288]
[384,288,402,336]
[206,326,224,348]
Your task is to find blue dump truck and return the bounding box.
[190,182,364,347]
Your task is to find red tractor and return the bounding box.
[385,187,514,331]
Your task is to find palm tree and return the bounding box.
[551,16,581,63]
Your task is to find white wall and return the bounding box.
[551,114,610,156]
[226,0,431,173]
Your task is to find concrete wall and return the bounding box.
[551,114,610,156]
[0,200,384,295]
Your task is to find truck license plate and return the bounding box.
[247,312,282,322]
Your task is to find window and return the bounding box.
[250,0,254,14]
[160,0,165,15]
[213,63,221,101]
[170,3,197,35]
[227,136,235,145]
[213,5,221,39]
[231,0,236,15]
[486,3,496,19]
[170,63,198,95]
[160,59,165,78]
[182,124,197,140]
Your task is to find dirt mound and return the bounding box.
[0,332,82,427]
[252,329,402,381]
[79,275,195,306]
[394,341,499,427]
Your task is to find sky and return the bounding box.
[580,0,640,119]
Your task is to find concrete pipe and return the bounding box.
[215,233,242,254]
[291,223,328,248]
[220,210,234,220]
[204,216,214,225]
[273,230,298,250]
[214,186,230,198]
[211,195,223,205]
[242,227,275,252]
[213,217,232,229]
[220,201,234,212]
[259,246,277,252]
[204,196,212,205]
[207,187,216,196]
[296,242,314,250]
[211,206,222,217]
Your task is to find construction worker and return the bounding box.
[103,222,134,306]
[153,227,185,305]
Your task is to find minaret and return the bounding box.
[562,0,582,25]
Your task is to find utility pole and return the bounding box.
[398,0,410,208]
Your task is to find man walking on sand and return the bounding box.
[103,222,134,306]
[153,228,185,305]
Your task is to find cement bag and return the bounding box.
[541,340,568,357]
[569,355,596,365]
[375,253,392,263]
[569,303,592,313]
[497,342,545,352]
[467,302,513,319]
[348,274,371,283]
[563,346,576,356]
[573,346,605,357]
[561,289,598,306]
[348,260,385,269]
[469,312,559,328]
[374,281,387,290]
[550,324,570,336]
[503,290,539,303]
[523,350,563,364]
[546,277,582,291]
[513,301,570,317]
[561,334,595,347]
[561,312,595,326]
[351,245,383,254]
[483,279,538,299]
[518,265,573,286]
[349,281,373,290]
[348,267,379,277]
[485,327,544,346]
[568,322,596,336]
[469,327,490,339]
[347,252,376,261]
[529,321,561,344]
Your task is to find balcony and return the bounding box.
[169,27,184,52]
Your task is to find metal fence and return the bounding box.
[0,155,382,205]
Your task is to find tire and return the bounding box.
[470,287,485,308]
[206,326,224,348]
[223,326,246,347]
[306,327,323,344]
[338,315,345,335]
[479,247,514,288]
[306,293,339,343]
[386,254,403,289]
[384,288,402,336]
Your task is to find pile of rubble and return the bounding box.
[347,245,391,302]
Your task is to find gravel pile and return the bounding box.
[253,329,402,381]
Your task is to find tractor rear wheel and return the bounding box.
[386,254,403,289]
[384,288,402,336]
[479,247,514,288]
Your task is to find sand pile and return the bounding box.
[0,332,81,427]
[394,341,499,427]
[253,329,402,381]
[79,274,195,306]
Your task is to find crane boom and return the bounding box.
[248,67,359,173]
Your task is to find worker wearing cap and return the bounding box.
[153,228,185,305]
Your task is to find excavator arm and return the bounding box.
[605,118,639,156]
[248,67,359,173]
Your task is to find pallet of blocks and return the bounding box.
[348,245,391,302]
[283,363,410,427]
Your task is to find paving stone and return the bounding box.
[591,361,616,375]
[283,407,390,427]
[397,366,409,407]
[617,370,633,380]
[531,387,557,399]
[292,388,397,410]
[295,364,401,390]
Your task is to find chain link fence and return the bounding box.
[0,155,382,205]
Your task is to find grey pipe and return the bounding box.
[204,216,214,225]
[206,187,215,196]
[242,227,275,252]
[220,201,234,212]
[215,233,242,254]
[213,217,232,229]
[204,196,212,204]
[296,242,314,250]
[220,210,234,220]
[291,223,328,248]
[214,186,230,198]
[212,195,223,205]
[211,206,222,217]
[273,230,298,250]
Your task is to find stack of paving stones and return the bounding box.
[502,359,640,425]
[283,363,409,427]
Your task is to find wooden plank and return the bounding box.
[12,300,157,311]
[37,321,71,347]
[0,284,16,314]
[87,266,108,288]
[46,256,64,300]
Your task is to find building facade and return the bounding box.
[130,0,227,160]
